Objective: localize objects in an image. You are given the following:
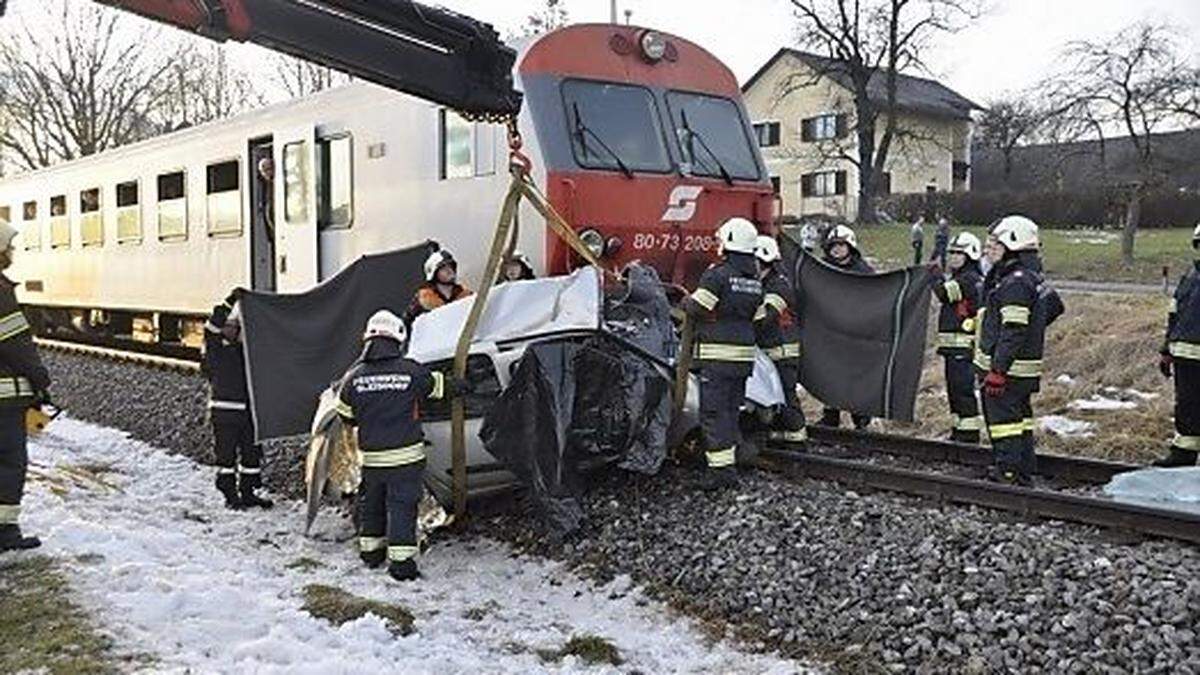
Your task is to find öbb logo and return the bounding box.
[661,185,703,222]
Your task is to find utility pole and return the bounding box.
[624,9,633,24]
[610,0,617,23]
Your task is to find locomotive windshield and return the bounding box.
[665,91,760,181]
[561,80,672,174]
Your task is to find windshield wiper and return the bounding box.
[572,103,634,179]
[680,109,733,186]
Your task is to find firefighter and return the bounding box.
[498,251,536,283]
[931,232,985,443]
[202,301,273,510]
[336,309,468,581]
[404,249,473,327]
[0,219,51,553]
[754,235,806,445]
[976,215,1052,485]
[681,217,763,489]
[1154,223,1200,467]
[819,225,874,430]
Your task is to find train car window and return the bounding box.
[116,180,141,244]
[79,188,103,246]
[206,160,242,237]
[21,201,39,251]
[665,91,761,181]
[157,171,187,241]
[439,110,474,180]
[317,135,353,230]
[49,195,69,249]
[560,80,672,174]
[283,141,310,224]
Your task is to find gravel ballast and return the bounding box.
[44,349,1200,673]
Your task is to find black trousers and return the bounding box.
[943,351,982,442]
[983,377,1037,477]
[358,462,424,564]
[699,366,749,469]
[211,409,263,495]
[821,408,871,429]
[0,406,27,527]
[772,359,807,441]
[1174,358,1200,452]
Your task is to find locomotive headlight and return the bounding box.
[580,229,605,258]
[640,31,667,62]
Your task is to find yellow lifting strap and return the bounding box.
[450,162,602,522]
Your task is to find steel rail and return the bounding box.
[36,337,201,374]
[804,427,1140,485]
[757,448,1200,546]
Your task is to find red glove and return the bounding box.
[954,299,975,321]
[1159,353,1173,378]
[983,370,1007,397]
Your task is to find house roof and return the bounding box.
[742,48,982,121]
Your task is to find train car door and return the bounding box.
[273,127,320,292]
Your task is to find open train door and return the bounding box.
[273,127,320,292]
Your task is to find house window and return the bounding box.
[801,113,846,142]
[21,201,39,251]
[317,134,354,230]
[49,195,69,248]
[157,170,187,241]
[80,187,103,246]
[116,180,141,243]
[206,159,242,236]
[801,170,847,198]
[770,176,781,194]
[753,121,781,147]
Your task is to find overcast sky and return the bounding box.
[440,0,1200,104]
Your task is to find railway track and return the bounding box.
[757,428,1200,546]
[35,337,200,374]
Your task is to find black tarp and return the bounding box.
[239,243,435,441]
[787,248,932,422]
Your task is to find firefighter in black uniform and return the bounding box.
[754,235,807,444]
[336,309,468,581]
[0,220,51,552]
[682,217,763,489]
[202,301,272,510]
[819,225,874,430]
[931,232,985,443]
[1154,223,1200,466]
[976,215,1060,485]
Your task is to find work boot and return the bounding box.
[988,467,1032,487]
[239,490,274,510]
[703,467,739,490]
[852,415,871,431]
[818,410,841,428]
[0,525,41,553]
[217,473,241,509]
[1153,448,1198,468]
[360,549,386,569]
[388,559,420,582]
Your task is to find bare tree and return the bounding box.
[1049,23,1197,264]
[783,0,982,223]
[518,0,570,38]
[273,55,351,99]
[976,94,1050,185]
[0,1,186,170]
[159,44,265,129]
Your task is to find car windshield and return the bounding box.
[561,80,671,173]
[666,91,760,181]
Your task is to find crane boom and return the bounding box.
[30,1,523,119]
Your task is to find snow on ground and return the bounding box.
[1068,394,1138,411]
[1102,386,1159,401]
[20,418,809,674]
[1038,415,1096,438]
[1054,374,1076,386]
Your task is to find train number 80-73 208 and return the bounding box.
[631,233,716,252]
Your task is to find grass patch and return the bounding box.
[840,223,1195,284]
[301,584,414,636]
[284,557,324,572]
[0,556,128,674]
[539,634,624,666]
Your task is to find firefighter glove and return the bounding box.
[1159,353,1173,379]
[983,370,1007,398]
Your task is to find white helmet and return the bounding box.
[424,250,457,282]
[0,218,17,253]
[363,309,406,343]
[754,235,781,264]
[948,232,982,261]
[825,224,858,252]
[991,215,1039,252]
[715,217,758,255]
[1192,222,1199,247]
